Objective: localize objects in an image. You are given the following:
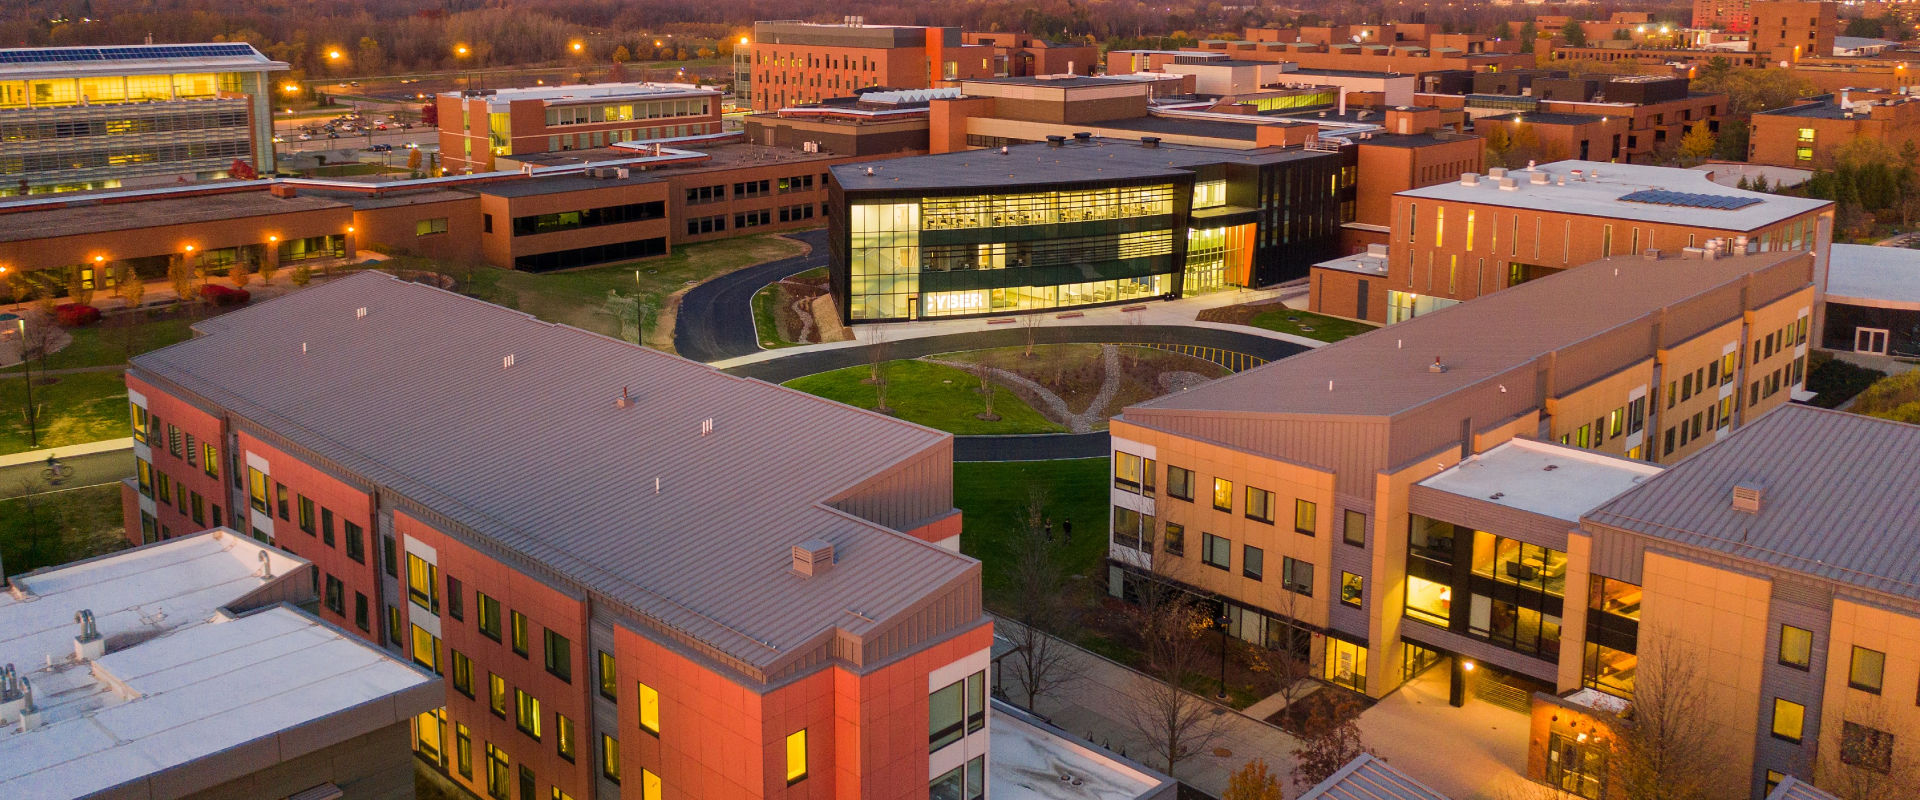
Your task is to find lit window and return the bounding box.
[1294,499,1318,535]
[637,682,660,735]
[786,729,808,784]
[1778,625,1812,669]
[1771,698,1805,742]
[641,769,662,800]
[601,734,621,783]
[598,651,618,700]
[247,468,269,513]
[1212,478,1234,512]
[1848,646,1885,694]
[1342,572,1365,607]
[1245,487,1274,523]
[410,625,440,673]
[515,689,542,740]
[477,592,501,640]
[489,673,507,717]
[406,553,438,612]
[511,610,529,656]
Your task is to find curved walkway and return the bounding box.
[671,229,827,362]
[724,326,1308,461]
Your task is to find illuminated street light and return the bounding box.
[571,41,584,53]
[740,36,750,46]
[328,50,342,60]
[456,45,470,57]
[282,83,300,94]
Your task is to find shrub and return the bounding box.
[198,283,252,306]
[53,303,102,327]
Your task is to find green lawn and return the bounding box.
[0,370,131,454]
[954,458,1110,612]
[1245,308,1379,343]
[0,484,129,575]
[3,315,199,374]
[783,360,1064,435]
[458,234,805,349]
[751,285,802,349]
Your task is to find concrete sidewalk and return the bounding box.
[996,618,1556,799]
[712,283,1315,370]
[995,618,1300,797]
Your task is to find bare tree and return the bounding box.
[1606,633,1728,800]
[1115,540,1229,779]
[863,327,891,414]
[1021,313,1041,358]
[1816,699,1920,800]
[973,362,1000,421]
[1004,490,1081,711]
[1290,690,1374,790]
[1239,587,1315,714]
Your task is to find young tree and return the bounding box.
[1004,491,1082,710]
[1224,758,1284,800]
[1677,122,1717,166]
[65,265,94,307]
[168,254,196,303]
[256,255,277,287]
[1115,546,1229,779]
[973,362,1000,421]
[1021,313,1041,358]
[863,328,891,413]
[1519,21,1537,53]
[1290,691,1374,790]
[291,265,313,288]
[611,45,632,63]
[229,261,253,290]
[1606,634,1727,800]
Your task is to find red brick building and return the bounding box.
[123,272,992,800]
[438,83,724,175]
[745,21,995,111]
[958,32,1099,78]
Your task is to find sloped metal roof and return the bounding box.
[1586,404,1920,603]
[131,272,976,680]
[1765,776,1840,800]
[1297,754,1450,800]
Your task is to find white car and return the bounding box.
[298,133,312,141]
[404,141,419,149]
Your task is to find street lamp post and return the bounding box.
[1215,612,1231,700]
[15,318,35,449]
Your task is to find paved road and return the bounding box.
[723,326,1306,461]
[672,229,827,362]
[0,448,133,499]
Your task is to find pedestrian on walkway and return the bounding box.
[1043,519,1053,542]
[1062,518,1072,542]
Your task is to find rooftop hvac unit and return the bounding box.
[802,141,819,153]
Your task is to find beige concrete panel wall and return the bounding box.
[1817,597,1920,791]
[1639,550,1772,794]
[1557,532,1594,693]
[1365,447,1465,698]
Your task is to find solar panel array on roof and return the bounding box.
[0,43,257,64]
[1617,188,1764,210]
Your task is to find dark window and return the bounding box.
[1163,522,1185,557]
[447,577,465,621]
[354,592,369,631]
[298,496,315,534]
[1167,466,1195,501]
[1243,545,1265,580]
[510,201,665,236]
[1841,722,1895,774]
[482,213,493,233]
[382,534,399,578]
[324,574,345,613]
[512,237,666,271]
[275,483,289,520]
[1201,533,1230,570]
[1283,557,1314,596]
[544,629,572,682]
[345,521,365,563]
[321,508,335,547]
[478,593,502,641]
[733,209,772,229]
[685,214,727,236]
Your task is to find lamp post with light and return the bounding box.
[14,315,36,449]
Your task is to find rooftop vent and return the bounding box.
[1140,136,1161,148]
[1488,167,1509,179]
[356,306,368,319]
[1428,357,1448,374]
[502,354,516,369]
[864,166,875,176]
[1072,131,1092,141]
[1460,172,1480,187]
[1046,135,1066,147]
[1732,481,1764,513]
[791,539,835,577]
[1530,171,1550,185]
[615,386,634,409]
[1498,177,1519,191]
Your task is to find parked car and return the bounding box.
[327,132,340,139]
[298,133,312,141]
[375,124,388,131]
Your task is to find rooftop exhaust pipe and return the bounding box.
[1428,357,1448,374]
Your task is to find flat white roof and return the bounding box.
[1419,439,1663,522]
[454,82,718,110]
[1399,160,1828,231]
[1314,248,1391,276]
[989,703,1173,800]
[1827,244,1920,309]
[0,530,436,800]
[0,43,287,81]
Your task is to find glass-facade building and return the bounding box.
[828,137,1349,323]
[0,43,287,195]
